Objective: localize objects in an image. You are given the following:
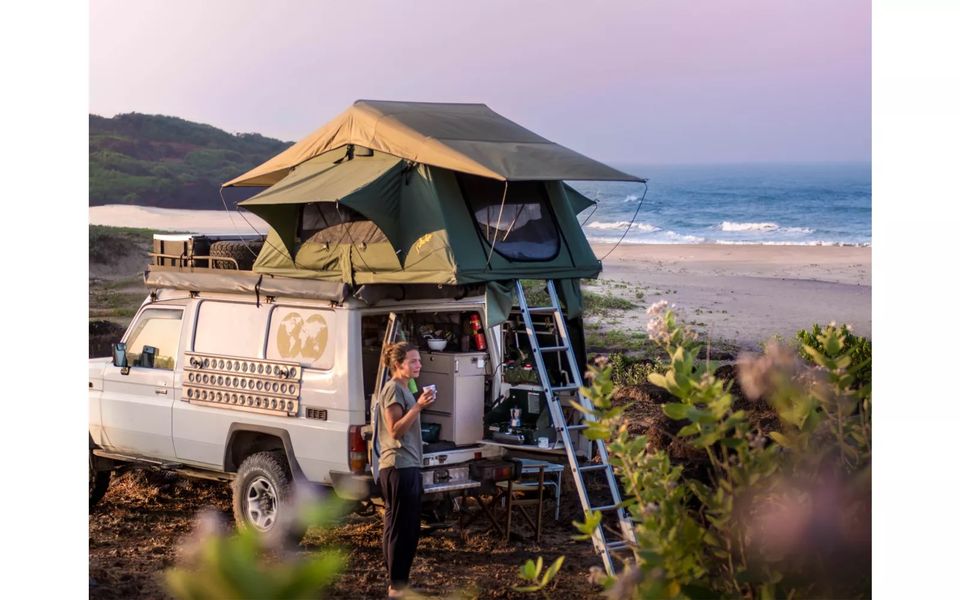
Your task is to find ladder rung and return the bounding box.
[537,345,569,353]
[527,306,557,314]
[590,504,621,513]
[551,384,580,393]
[578,463,611,473]
[606,541,631,552]
[566,423,589,432]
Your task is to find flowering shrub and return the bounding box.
[576,305,871,598]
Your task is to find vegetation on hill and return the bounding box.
[89,113,292,209]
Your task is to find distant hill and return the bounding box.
[89,113,292,209]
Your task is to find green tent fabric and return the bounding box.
[484,281,515,329]
[562,183,597,215]
[239,150,405,254]
[242,148,603,287]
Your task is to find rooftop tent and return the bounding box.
[224,100,643,186]
[225,100,644,320]
[238,147,604,286]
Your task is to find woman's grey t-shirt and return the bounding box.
[377,379,423,470]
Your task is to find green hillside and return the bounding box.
[89,113,292,209]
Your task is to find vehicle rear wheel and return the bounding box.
[89,452,110,510]
[232,451,304,543]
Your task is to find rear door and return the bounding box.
[100,306,184,460]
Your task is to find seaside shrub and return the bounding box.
[576,302,871,598]
[165,494,347,599]
[796,322,872,391]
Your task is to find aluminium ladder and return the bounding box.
[513,280,635,575]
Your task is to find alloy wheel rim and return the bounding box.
[245,476,278,531]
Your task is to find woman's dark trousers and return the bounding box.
[379,466,422,587]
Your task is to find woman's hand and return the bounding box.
[417,387,436,409]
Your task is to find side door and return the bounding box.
[100,306,184,460]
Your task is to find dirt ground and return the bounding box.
[89,379,776,599]
[89,470,604,599]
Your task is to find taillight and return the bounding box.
[348,425,367,474]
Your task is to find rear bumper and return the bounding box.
[329,470,376,501]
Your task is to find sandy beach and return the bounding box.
[90,205,871,349]
[591,243,871,349]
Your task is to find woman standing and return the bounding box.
[377,342,435,598]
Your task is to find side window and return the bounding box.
[194,301,270,357]
[267,307,336,370]
[125,309,183,370]
[457,173,561,261]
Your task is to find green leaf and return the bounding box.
[663,403,689,420]
[542,556,565,584]
[768,431,791,448]
[648,372,668,389]
[677,423,700,437]
[521,559,537,580]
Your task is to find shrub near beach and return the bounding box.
[576,302,871,598]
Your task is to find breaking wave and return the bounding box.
[720,221,779,232]
[719,221,814,234]
[587,221,660,233]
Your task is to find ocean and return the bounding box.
[567,163,871,246]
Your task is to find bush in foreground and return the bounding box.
[577,303,871,598]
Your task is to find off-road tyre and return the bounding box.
[232,451,305,544]
[89,452,111,510]
[210,240,263,271]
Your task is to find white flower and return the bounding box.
[646,300,669,316]
[646,315,670,344]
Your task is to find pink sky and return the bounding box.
[90,0,870,164]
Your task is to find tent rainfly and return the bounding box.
[224,100,645,321]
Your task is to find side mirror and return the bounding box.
[112,343,130,375]
[112,342,127,368]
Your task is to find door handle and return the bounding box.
[155,388,168,395]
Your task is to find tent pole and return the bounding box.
[484,181,509,268]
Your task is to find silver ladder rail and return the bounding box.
[513,280,635,575]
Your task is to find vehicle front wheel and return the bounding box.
[89,452,110,510]
[232,451,304,543]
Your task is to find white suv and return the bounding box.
[89,275,506,537]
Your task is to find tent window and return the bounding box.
[298,203,388,246]
[457,174,560,261]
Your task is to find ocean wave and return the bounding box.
[718,221,815,235]
[714,240,870,247]
[623,194,640,203]
[586,230,706,245]
[719,221,780,232]
[587,221,660,233]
